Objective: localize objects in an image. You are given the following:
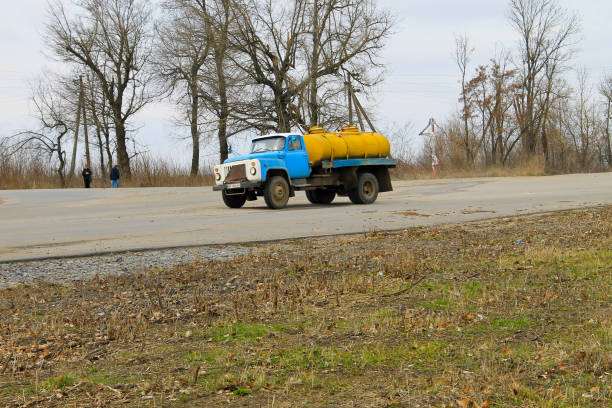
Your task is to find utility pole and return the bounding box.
[351,90,377,133]
[346,74,353,126]
[68,76,84,184]
[80,76,91,168]
[351,87,365,131]
[344,70,377,133]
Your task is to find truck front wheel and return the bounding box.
[348,172,379,204]
[306,189,336,204]
[222,191,247,208]
[264,176,290,209]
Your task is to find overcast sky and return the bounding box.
[1,0,610,165]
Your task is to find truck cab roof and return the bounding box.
[252,133,300,141]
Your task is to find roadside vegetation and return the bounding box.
[0,151,546,190]
[1,143,606,190]
[0,206,610,407]
[0,150,214,189]
[1,0,610,190]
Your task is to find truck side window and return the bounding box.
[288,137,302,151]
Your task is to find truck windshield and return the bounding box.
[251,137,286,153]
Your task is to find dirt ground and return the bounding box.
[0,206,610,407]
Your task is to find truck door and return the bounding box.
[285,135,310,179]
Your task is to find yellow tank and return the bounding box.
[303,126,390,164]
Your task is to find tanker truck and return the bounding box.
[212,126,397,209]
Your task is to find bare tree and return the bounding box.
[11,81,72,187]
[487,54,519,165]
[231,0,308,132]
[231,0,392,133]
[508,0,580,156]
[196,0,250,163]
[157,0,211,175]
[599,74,612,166]
[46,0,156,179]
[83,73,115,175]
[304,0,391,129]
[563,69,600,170]
[454,34,475,164]
[465,65,489,163]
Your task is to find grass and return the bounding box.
[0,150,215,189]
[204,322,281,342]
[0,206,610,407]
[42,375,77,391]
[391,156,550,180]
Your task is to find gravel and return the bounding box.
[0,245,255,288]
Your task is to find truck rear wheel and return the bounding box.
[222,191,247,208]
[306,189,336,204]
[264,176,290,209]
[348,172,379,204]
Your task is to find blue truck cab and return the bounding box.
[213,133,396,209]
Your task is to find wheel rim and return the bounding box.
[272,181,287,203]
[362,180,375,199]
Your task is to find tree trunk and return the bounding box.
[461,77,472,165]
[496,124,504,165]
[541,128,549,168]
[308,0,320,128]
[95,125,106,177]
[215,51,230,163]
[606,100,612,166]
[80,77,91,168]
[189,79,200,176]
[274,88,290,132]
[104,129,113,170]
[218,120,228,164]
[69,88,83,182]
[114,117,131,179]
[524,84,537,155]
[57,137,66,188]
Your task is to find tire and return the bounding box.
[306,189,336,204]
[264,176,290,209]
[222,190,247,208]
[348,172,379,204]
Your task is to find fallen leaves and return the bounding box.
[457,397,474,407]
[462,313,476,322]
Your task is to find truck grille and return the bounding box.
[220,164,234,180]
[224,163,247,183]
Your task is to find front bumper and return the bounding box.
[212,181,262,191]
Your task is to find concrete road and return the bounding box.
[1,173,611,262]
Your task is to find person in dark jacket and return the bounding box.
[110,165,120,188]
[82,165,93,188]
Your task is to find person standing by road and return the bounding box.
[82,165,93,188]
[430,152,439,179]
[110,165,120,188]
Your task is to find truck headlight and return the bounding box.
[215,173,221,181]
[250,167,257,176]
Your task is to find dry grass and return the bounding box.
[0,207,610,407]
[0,151,59,190]
[392,156,548,180]
[0,152,214,189]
